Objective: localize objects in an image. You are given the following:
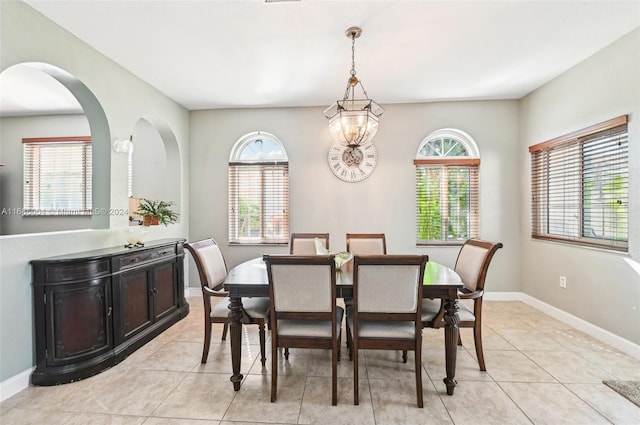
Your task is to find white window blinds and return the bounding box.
[23,137,92,215]
[415,158,480,245]
[228,162,289,244]
[530,115,628,251]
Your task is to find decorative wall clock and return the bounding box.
[327,142,378,182]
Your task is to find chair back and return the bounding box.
[185,238,227,291]
[265,255,337,316]
[353,255,427,316]
[454,239,503,292]
[290,233,330,255]
[346,233,387,255]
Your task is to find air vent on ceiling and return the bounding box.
[264,0,301,3]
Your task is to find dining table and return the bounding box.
[223,256,464,395]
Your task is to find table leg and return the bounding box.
[228,296,244,391]
[443,297,460,395]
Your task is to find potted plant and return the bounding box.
[136,199,179,226]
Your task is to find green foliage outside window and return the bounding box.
[583,175,627,242]
[417,169,442,240]
[238,197,260,237]
[417,167,471,242]
[447,168,470,240]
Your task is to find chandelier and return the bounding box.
[323,26,384,147]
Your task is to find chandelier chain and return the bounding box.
[350,33,357,76]
[342,30,370,101]
[360,80,370,100]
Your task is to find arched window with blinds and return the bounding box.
[529,115,628,251]
[414,129,480,245]
[228,132,289,245]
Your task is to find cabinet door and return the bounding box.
[117,268,153,341]
[46,278,112,367]
[153,260,178,321]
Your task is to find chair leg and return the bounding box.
[221,322,228,341]
[346,326,353,361]
[353,343,359,405]
[332,341,338,406]
[415,345,423,408]
[259,323,266,367]
[457,332,462,346]
[474,322,486,371]
[402,350,408,363]
[271,335,278,402]
[202,320,212,364]
[284,347,290,360]
[337,333,342,362]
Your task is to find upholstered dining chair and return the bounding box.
[264,254,343,405]
[346,254,429,407]
[344,233,388,351]
[185,238,269,365]
[286,233,332,360]
[346,233,387,255]
[289,233,330,255]
[421,239,503,371]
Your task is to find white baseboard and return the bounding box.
[3,291,638,402]
[484,291,640,360]
[0,367,32,403]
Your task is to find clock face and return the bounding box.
[328,142,378,182]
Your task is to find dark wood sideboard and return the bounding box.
[30,238,189,385]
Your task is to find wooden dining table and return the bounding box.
[223,256,464,395]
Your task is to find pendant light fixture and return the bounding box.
[323,26,384,146]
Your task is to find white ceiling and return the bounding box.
[3,0,640,115]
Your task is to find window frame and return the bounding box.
[228,132,289,245]
[529,115,629,252]
[414,129,480,246]
[22,136,92,216]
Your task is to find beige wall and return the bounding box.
[0,1,190,382]
[188,100,521,292]
[519,28,640,344]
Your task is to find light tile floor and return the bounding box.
[2,297,639,424]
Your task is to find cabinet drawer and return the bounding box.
[116,246,175,270]
[43,259,111,283]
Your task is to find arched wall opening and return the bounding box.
[0,62,111,234]
[129,117,181,220]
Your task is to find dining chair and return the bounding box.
[345,233,388,353]
[264,254,343,405]
[346,254,428,407]
[286,233,332,360]
[185,238,269,365]
[346,233,387,255]
[421,239,503,371]
[289,232,330,255]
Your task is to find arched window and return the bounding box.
[228,132,289,244]
[414,129,480,245]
